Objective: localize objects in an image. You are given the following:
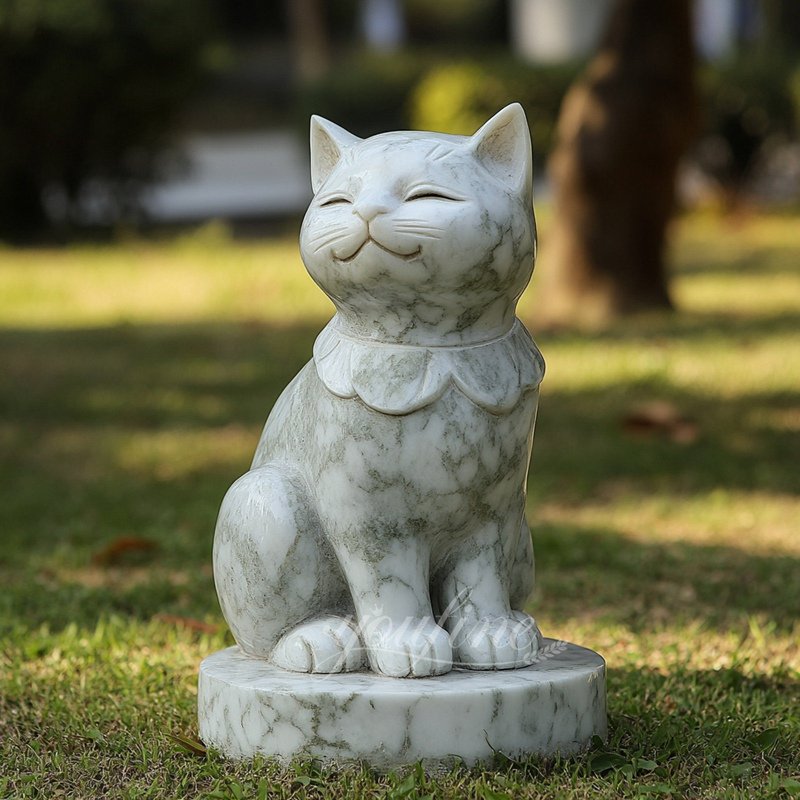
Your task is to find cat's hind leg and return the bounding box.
[213,463,362,671]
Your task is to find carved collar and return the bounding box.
[312,316,545,416]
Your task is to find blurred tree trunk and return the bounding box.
[761,0,800,53]
[538,0,697,327]
[287,0,330,84]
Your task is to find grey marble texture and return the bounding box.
[198,640,607,769]
[203,104,608,768]
[212,103,552,680]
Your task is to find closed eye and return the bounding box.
[320,196,352,207]
[405,189,462,202]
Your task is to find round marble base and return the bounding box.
[198,639,606,770]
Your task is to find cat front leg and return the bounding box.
[334,535,453,678]
[437,519,541,670]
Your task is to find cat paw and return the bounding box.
[271,615,365,673]
[365,617,452,678]
[451,611,541,670]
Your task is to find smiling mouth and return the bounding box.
[334,238,421,264]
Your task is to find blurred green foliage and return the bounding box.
[321,0,507,44]
[297,50,435,137]
[298,51,579,163]
[2,0,800,239]
[411,59,579,162]
[699,53,800,189]
[302,46,800,193]
[404,0,506,42]
[0,0,217,239]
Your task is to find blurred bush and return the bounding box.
[792,67,800,133]
[296,50,433,137]
[0,0,217,239]
[698,53,800,193]
[411,59,578,162]
[297,52,578,164]
[412,63,506,135]
[404,0,506,43]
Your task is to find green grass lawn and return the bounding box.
[1,213,798,799]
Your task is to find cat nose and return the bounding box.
[353,194,391,222]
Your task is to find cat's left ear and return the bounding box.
[469,103,532,201]
[310,116,362,193]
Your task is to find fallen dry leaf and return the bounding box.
[168,732,207,757]
[622,401,699,444]
[670,420,700,444]
[91,536,158,566]
[153,614,220,635]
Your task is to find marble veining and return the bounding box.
[198,640,607,769]
[314,317,544,415]
[201,104,607,767]
[213,103,548,680]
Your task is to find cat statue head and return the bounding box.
[299,103,536,347]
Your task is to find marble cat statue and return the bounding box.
[213,103,546,678]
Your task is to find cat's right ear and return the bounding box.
[469,103,533,203]
[310,116,361,193]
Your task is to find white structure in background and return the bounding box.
[512,0,744,64]
[360,0,405,50]
[510,0,614,63]
[695,0,738,60]
[141,131,311,222]
[47,131,311,225]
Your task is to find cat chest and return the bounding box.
[313,384,537,505]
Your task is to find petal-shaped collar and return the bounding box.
[312,317,545,416]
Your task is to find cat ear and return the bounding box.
[310,116,361,193]
[469,103,532,201]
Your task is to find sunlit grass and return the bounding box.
[0,224,330,329]
[1,211,798,799]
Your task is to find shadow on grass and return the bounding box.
[530,308,800,345]
[676,241,800,277]
[534,522,800,632]
[3,517,797,636]
[0,317,797,634]
[0,320,320,429]
[531,378,798,499]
